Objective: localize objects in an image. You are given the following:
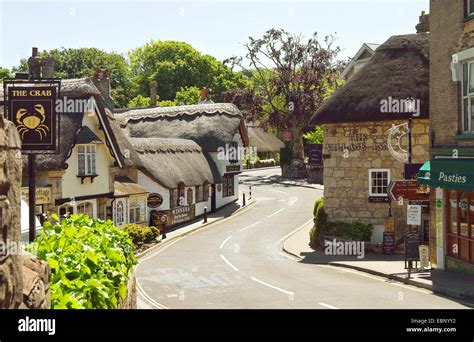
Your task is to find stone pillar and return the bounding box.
[0,119,23,309]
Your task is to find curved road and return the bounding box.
[136,168,468,309]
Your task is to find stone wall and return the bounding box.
[119,270,137,309]
[322,119,430,239]
[0,118,23,308]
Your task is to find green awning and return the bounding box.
[417,159,474,191]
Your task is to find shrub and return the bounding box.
[327,221,373,242]
[123,224,160,245]
[309,198,328,248]
[27,214,137,309]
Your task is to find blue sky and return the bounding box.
[0,0,428,70]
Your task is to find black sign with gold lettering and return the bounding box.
[5,82,59,153]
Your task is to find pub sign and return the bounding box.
[4,81,60,153]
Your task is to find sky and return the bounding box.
[0,0,428,70]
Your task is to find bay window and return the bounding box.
[129,198,146,223]
[77,202,93,218]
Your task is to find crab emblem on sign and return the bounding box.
[16,104,49,140]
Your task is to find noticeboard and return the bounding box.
[383,232,396,255]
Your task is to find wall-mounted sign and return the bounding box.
[308,144,323,170]
[171,205,195,225]
[147,193,163,208]
[282,131,292,141]
[404,163,424,180]
[4,81,60,153]
[368,196,389,203]
[407,205,422,226]
[387,180,430,202]
[226,164,241,173]
[21,187,51,205]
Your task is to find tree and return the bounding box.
[175,86,201,105]
[127,95,151,108]
[0,67,11,83]
[303,126,324,144]
[129,40,249,102]
[13,48,132,107]
[224,29,344,158]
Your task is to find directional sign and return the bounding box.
[387,180,430,202]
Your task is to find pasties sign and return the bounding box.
[438,172,467,184]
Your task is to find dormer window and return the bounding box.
[77,145,98,183]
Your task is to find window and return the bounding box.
[78,145,97,176]
[170,188,179,208]
[58,205,73,218]
[129,198,146,223]
[223,175,235,197]
[116,201,124,226]
[461,62,474,133]
[178,183,185,206]
[195,185,204,203]
[203,182,210,201]
[468,0,474,16]
[77,202,93,218]
[187,188,193,205]
[368,169,390,197]
[446,190,474,264]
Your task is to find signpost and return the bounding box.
[387,180,430,202]
[3,49,60,242]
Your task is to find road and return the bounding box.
[136,168,468,309]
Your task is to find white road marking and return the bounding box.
[251,277,294,296]
[239,221,261,232]
[167,294,178,298]
[136,279,168,309]
[319,302,339,309]
[268,208,285,218]
[268,188,290,195]
[220,254,239,271]
[219,236,232,249]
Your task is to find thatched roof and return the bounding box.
[311,33,429,125]
[114,177,149,197]
[247,126,284,153]
[129,138,217,189]
[116,103,249,151]
[60,78,101,98]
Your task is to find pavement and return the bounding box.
[136,168,469,309]
[283,222,474,306]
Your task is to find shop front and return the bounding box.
[418,158,474,274]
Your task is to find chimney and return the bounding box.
[200,87,207,103]
[92,68,111,97]
[28,47,41,79]
[416,11,429,33]
[150,80,157,107]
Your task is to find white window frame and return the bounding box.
[129,198,146,224]
[368,169,390,197]
[78,144,97,176]
[462,61,474,133]
[116,200,125,226]
[469,0,474,16]
[77,201,94,218]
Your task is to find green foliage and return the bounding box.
[127,95,151,108]
[123,224,160,245]
[13,48,133,107]
[158,100,177,107]
[175,86,201,105]
[327,221,373,242]
[27,214,137,309]
[309,198,328,248]
[129,40,249,101]
[0,67,11,82]
[303,126,324,144]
